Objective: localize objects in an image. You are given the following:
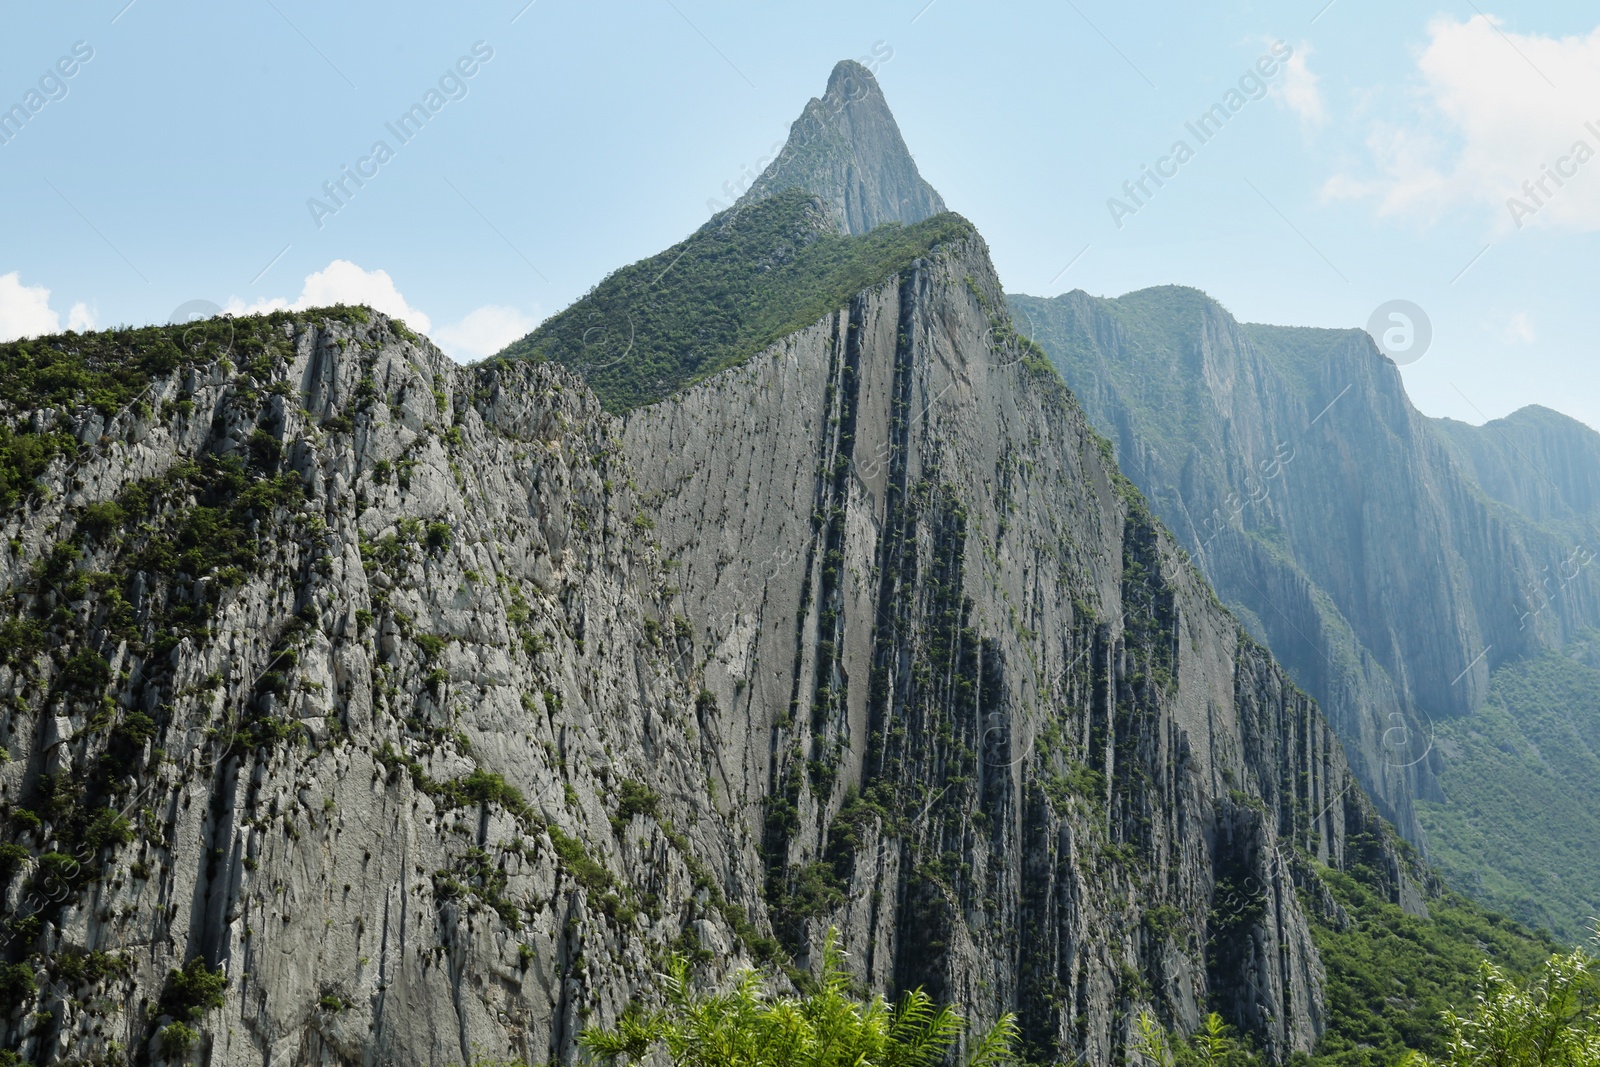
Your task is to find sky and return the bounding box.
[2,1,1598,431]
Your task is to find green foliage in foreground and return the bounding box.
[1417,636,1600,944]
[1127,893,1592,1067]
[580,931,1017,1067]
[494,190,976,412]
[1133,1011,1257,1067]
[1404,933,1599,1067]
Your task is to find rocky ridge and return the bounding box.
[737,60,947,237]
[0,256,1420,1067]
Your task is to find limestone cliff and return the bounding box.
[1009,286,1600,846]
[0,252,1416,1067]
[1431,405,1600,534]
[0,63,1465,1067]
[617,237,1411,1063]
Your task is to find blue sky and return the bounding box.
[2,1,1598,430]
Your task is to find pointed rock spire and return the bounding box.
[738,59,948,235]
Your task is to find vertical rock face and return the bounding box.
[619,240,1408,1064]
[0,257,1418,1067]
[0,320,751,1067]
[737,60,948,236]
[0,61,1438,1067]
[1009,287,1600,844]
[1431,405,1600,531]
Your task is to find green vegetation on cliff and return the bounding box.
[1417,636,1600,944]
[493,189,975,412]
[0,306,372,510]
[1305,864,1562,1066]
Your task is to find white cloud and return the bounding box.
[1498,312,1537,344]
[228,263,538,361]
[0,272,97,341]
[227,260,432,333]
[1325,15,1600,232]
[432,305,539,362]
[1273,44,1325,130]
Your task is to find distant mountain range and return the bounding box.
[1011,285,1600,938]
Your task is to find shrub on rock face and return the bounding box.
[580,929,1017,1067]
[0,962,37,1001]
[158,957,227,1022]
[159,1022,199,1058]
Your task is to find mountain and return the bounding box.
[495,59,952,413]
[0,63,1562,1067]
[1011,285,1600,937]
[493,188,972,412]
[737,60,947,236]
[1431,405,1600,535]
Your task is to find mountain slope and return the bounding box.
[618,232,1376,1063]
[1431,404,1600,536]
[0,293,1557,1067]
[737,59,947,236]
[1416,634,1600,942]
[493,190,972,412]
[493,57,952,415]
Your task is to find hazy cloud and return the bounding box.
[1498,312,1537,345]
[1272,43,1325,131]
[433,304,539,362]
[1325,15,1600,233]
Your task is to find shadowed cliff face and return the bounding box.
[1009,287,1600,846]
[737,59,948,236]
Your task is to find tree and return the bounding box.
[1132,1011,1251,1067]
[580,931,1017,1067]
[1404,932,1599,1067]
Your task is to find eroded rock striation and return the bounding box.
[0,255,1421,1067]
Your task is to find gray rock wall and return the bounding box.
[2,250,1412,1066]
[622,239,1404,1063]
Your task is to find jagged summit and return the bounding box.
[737,59,947,236]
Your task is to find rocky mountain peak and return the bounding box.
[738,58,948,235]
